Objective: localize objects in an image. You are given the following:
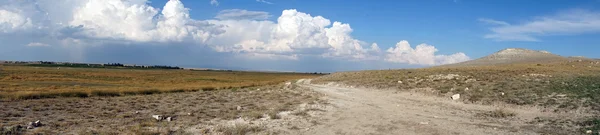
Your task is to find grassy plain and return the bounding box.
[0,65,321,100]
[314,59,600,133]
[314,60,600,112]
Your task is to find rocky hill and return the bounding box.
[443,48,568,67]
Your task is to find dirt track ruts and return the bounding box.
[292,79,553,135]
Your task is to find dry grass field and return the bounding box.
[313,59,600,133]
[315,60,600,112]
[0,65,321,100]
[0,65,326,134]
[0,83,327,134]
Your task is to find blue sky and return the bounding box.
[173,0,600,58]
[1,0,600,72]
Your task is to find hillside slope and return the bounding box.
[442,48,568,67]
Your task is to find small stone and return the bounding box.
[465,79,476,83]
[187,113,192,116]
[501,92,505,96]
[152,115,163,121]
[237,106,242,111]
[464,87,469,91]
[586,130,592,134]
[397,81,403,84]
[451,94,460,100]
[135,111,139,114]
[257,89,260,90]
[27,122,34,129]
[33,120,41,127]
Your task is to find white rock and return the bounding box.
[465,79,476,83]
[451,94,460,100]
[187,113,192,116]
[135,111,139,114]
[501,92,505,96]
[33,120,41,127]
[237,106,242,111]
[152,115,163,121]
[27,122,34,129]
[464,87,469,91]
[398,81,403,84]
[285,82,292,85]
[586,130,592,134]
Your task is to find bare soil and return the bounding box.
[292,79,584,135]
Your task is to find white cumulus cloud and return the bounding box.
[0,9,32,32]
[0,0,469,67]
[215,9,271,20]
[385,40,470,65]
[69,0,223,42]
[482,9,600,41]
[26,42,50,47]
[208,9,382,60]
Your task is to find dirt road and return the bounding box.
[292,79,551,135]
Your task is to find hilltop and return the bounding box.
[443,48,570,67]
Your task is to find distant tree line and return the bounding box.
[27,61,182,70]
[308,72,329,75]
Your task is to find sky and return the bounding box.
[1,0,599,72]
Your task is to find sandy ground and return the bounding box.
[290,79,563,135]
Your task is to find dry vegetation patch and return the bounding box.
[0,65,320,100]
[476,109,517,118]
[0,83,325,134]
[314,60,600,133]
[314,61,600,113]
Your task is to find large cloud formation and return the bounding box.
[0,0,469,69]
[385,41,470,65]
